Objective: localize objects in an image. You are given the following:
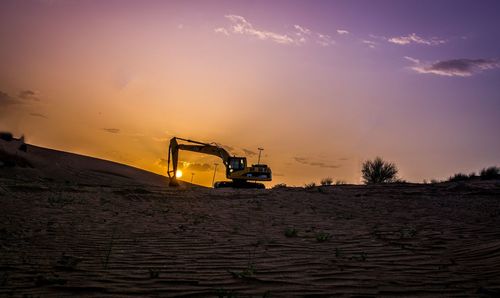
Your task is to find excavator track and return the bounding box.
[214,181,266,189]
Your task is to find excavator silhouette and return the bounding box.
[167,137,272,188]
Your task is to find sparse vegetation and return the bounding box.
[480,166,500,180]
[315,232,331,242]
[229,264,256,279]
[284,227,298,237]
[448,173,470,182]
[320,177,333,186]
[215,288,239,298]
[335,180,347,185]
[400,226,417,239]
[148,268,160,279]
[304,182,316,189]
[335,247,342,258]
[101,228,116,270]
[272,183,287,189]
[361,157,398,184]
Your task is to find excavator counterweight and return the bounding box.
[167,137,272,188]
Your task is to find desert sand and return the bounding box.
[1,139,500,297]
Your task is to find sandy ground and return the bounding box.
[1,140,500,297]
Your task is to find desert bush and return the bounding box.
[320,177,333,186]
[480,166,500,180]
[272,183,287,189]
[335,180,347,185]
[284,227,298,237]
[361,157,398,184]
[315,232,331,242]
[448,173,470,182]
[304,182,316,189]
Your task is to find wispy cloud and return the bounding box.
[294,157,340,169]
[0,90,20,107]
[183,162,212,172]
[216,15,294,44]
[405,56,500,77]
[18,90,40,101]
[102,128,120,134]
[388,33,446,46]
[215,15,334,47]
[214,27,229,36]
[242,148,257,156]
[362,39,378,49]
[29,112,48,119]
[156,158,168,168]
[316,33,335,47]
[337,29,349,35]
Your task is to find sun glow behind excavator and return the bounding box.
[167,137,272,188]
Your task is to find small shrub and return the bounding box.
[430,179,440,184]
[335,180,347,185]
[304,182,316,189]
[480,166,500,180]
[272,183,287,189]
[320,177,333,186]
[284,227,298,237]
[148,268,160,279]
[315,232,331,242]
[448,173,470,182]
[228,264,256,279]
[361,157,398,184]
[215,288,239,298]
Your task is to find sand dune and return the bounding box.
[1,140,500,297]
[0,138,190,188]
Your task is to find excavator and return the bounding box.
[167,137,272,188]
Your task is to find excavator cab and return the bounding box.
[227,157,246,174]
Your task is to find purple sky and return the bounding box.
[1,0,499,186]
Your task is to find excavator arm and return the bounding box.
[167,137,230,186]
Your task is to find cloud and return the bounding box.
[388,33,445,46]
[156,158,168,168]
[221,144,235,152]
[293,24,311,44]
[18,90,40,100]
[216,15,334,47]
[220,14,295,44]
[214,27,229,36]
[29,112,48,119]
[152,136,170,142]
[0,90,20,107]
[362,39,378,49]
[337,29,349,35]
[156,159,213,172]
[102,128,120,134]
[294,157,340,169]
[405,56,500,77]
[242,148,257,156]
[184,162,212,172]
[316,33,335,46]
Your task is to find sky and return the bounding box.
[1,0,500,187]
